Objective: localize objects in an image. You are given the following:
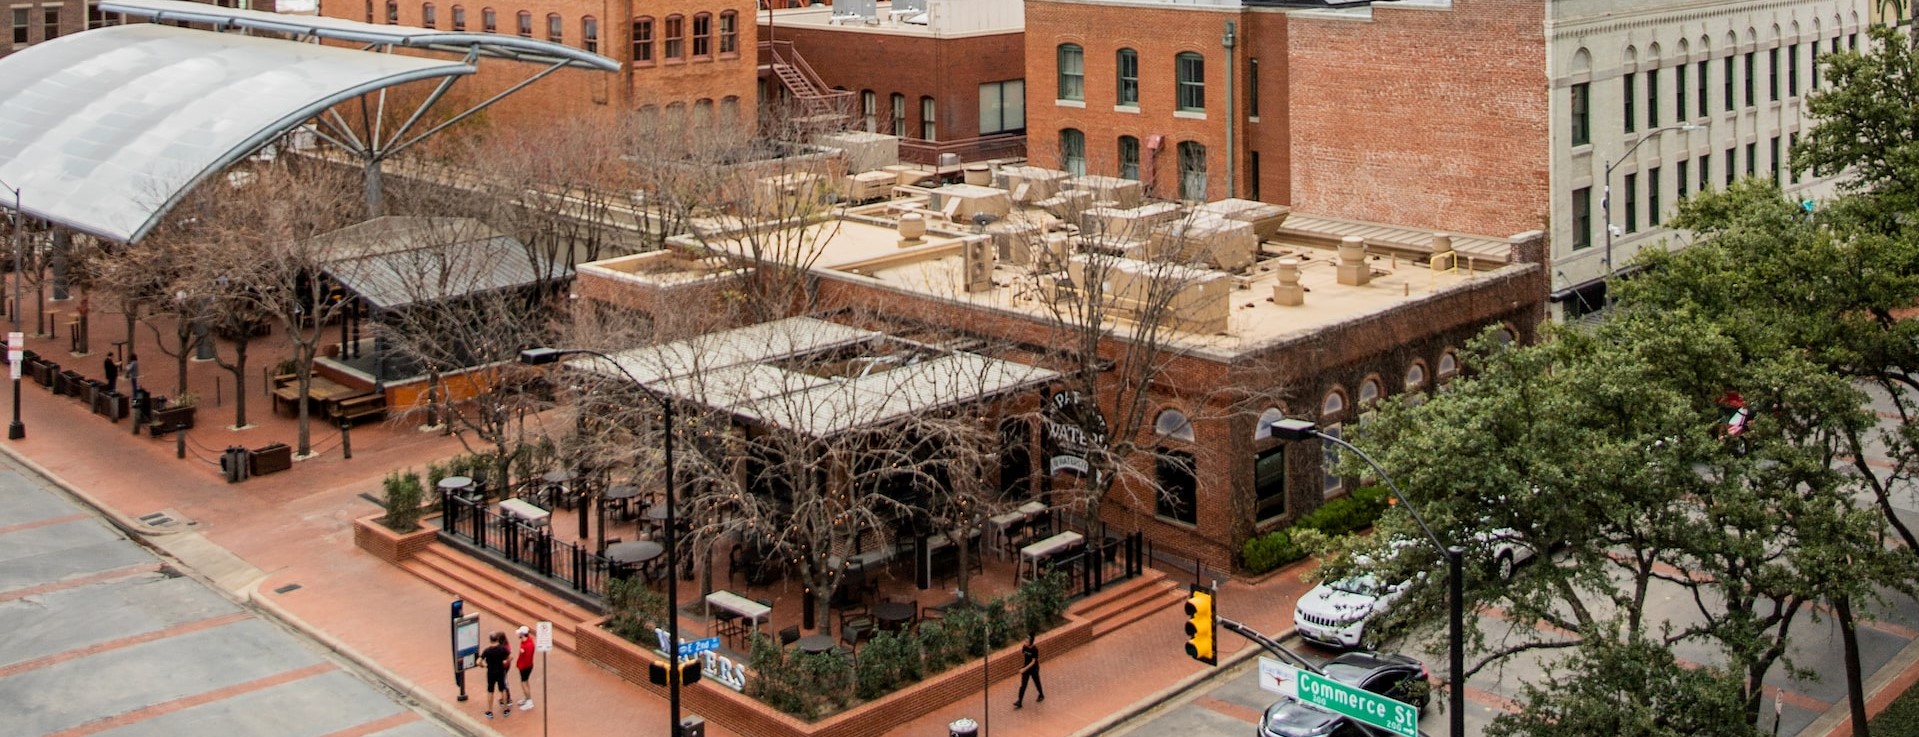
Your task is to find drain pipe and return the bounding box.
[1222,20,1237,199]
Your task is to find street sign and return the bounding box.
[535,621,554,653]
[678,636,720,658]
[8,331,21,381]
[1297,670,1419,737]
[1259,657,1300,697]
[453,613,481,670]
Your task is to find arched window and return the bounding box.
[1495,326,1517,347]
[1178,141,1207,201]
[385,0,397,24]
[1118,136,1140,180]
[516,10,531,37]
[631,17,653,65]
[890,93,906,136]
[719,11,737,55]
[1405,362,1427,391]
[452,5,467,30]
[1116,48,1139,106]
[1322,389,1346,418]
[692,12,711,57]
[478,7,491,32]
[1155,449,1198,524]
[1176,51,1205,111]
[581,16,597,52]
[1320,390,1347,497]
[546,13,561,42]
[1436,350,1459,382]
[663,15,684,59]
[721,96,739,124]
[1057,44,1084,101]
[1154,409,1195,442]
[1060,128,1086,176]
[422,2,435,28]
[1357,378,1382,406]
[694,98,714,128]
[1253,407,1286,441]
[861,90,877,133]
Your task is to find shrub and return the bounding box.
[855,631,924,699]
[603,577,667,643]
[380,469,426,532]
[1242,529,1307,574]
[1011,571,1070,637]
[916,621,956,671]
[1295,485,1392,537]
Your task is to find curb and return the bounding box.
[1807,626,1919,737]
[1064,627,1294,737]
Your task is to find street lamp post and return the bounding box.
[1602,123,1704,299]
[1270,418,1464,737]
[2,179,23,441]
[520,346,684,736]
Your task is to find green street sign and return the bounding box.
[1297,670,1420,737]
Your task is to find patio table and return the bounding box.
[1018,531,1084,581]
[872,601,916,631]
[796,635,837,655]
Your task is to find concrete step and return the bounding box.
[1072,573,1182,638]
[404,545,597,653]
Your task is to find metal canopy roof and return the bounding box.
[100,0,622,72]
[0,23,473,243]
[315,217,558,310]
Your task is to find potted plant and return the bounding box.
[149,391,197,434]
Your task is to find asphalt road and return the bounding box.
[0,457,462,737]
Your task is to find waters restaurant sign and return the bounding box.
[1044,388,1108,475]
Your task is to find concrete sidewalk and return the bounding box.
[0,316,1320,737]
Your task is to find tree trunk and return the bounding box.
[1838,594,1871,737]
[229,338,249,428]
[174,325,189,395]
[295,348,313,456]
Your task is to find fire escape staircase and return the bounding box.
[761,41,855,127]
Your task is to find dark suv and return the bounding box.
[1256,652,1430,737]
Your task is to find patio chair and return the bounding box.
[840,620,872,651]
[727,545,745,587]
[778,625,802,648]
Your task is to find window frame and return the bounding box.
[1675,63,1687,121]
[718,11,737,56]
[663,15,683,60]
[1696,60,1709,117]
[1648,165,1661,226]
[1056,44,1084,101]
[1571,186,1592,249]
[631,17,654,65]
[421,2,435,28]
[1622,72,1636,133]
[1646,67,1659,127]
[1119,135,1140,180]
[1176,51,1205,112]
[691,12,710,58]
[1570,82,1590,146]
[1060,128,1086,177]
[516,9,531,37]
[978,80,1025,135]
[1624,172,1638,233]
[477,7,490,33]
[920,96,936,140]
[582,15,597,53]
[891,93,906,137]
[1115,48,1139,107]
[546,12,562,43]
[1177,140,1207,201]
[1154,448,1199,525]
[1254,444,1286,522]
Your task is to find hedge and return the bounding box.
[1241,485,1392,574]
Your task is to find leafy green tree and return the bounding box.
[1795,25,1919,222]
[1488,637,1759,737]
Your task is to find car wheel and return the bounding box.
[1496,552,1516,582]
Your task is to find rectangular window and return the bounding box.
[1678,160,1689,199]
[1176,53,1205,112]
[1746,142,1756,177]
[718,13,735,55]
[516,11,529,36]
[631,19,652,64]
[1059,129,1085,176]
[1254,446,1286,521]
[1726,146,1737,186]
[1623,72,1636,132]
[692,14,709,57]
[1155,450,1199,524]
[1813,43,1821,89]
[1250,150,1260,200]
[1698,61,1709,118]
[663,16,682,59]
[891,94,905,137]
[1119,137,1140,180]
[1789,43,1799,96]
[1178,141,1208,200]
[1647,68,1659,127]
[1320,425,1345,497]
[12,7,26,44]
[1724,57,1735,112]
[1791,132,1801,183]
[978,80,1025,135]
[1115,49,1138,106]
[547,14,561,43]
[921,96,936,140]
[582,17,597,53]
[1625,173,1639,233]
[1570,82,1590,146]
[1648,166,1662,226]
[862,90,876,133]
[1249,58,1260,117]
[478,8,489,32]
[1770,136,1781,179]
[422,4,435,28]
[1676,64,1688,121]
[1572,186,1592,250]
[1768,47,1779,101]
[1057,45,1084,101]
[1745,52,1756,107]
[1850,33,1857,51]
[41,5,55,39]
[1700,154,1711,190]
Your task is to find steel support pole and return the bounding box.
[664,398,680,736]
[7,183,23,440]
[1448,546,1465,737]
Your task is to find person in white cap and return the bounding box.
[516,625,536,711]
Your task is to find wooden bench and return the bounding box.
[331,392,386,424]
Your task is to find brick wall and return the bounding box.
[1287,0,1550,237]
[770,24,1024,144]
[3,0,102,58]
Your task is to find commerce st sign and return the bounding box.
[1260,657,1418,737]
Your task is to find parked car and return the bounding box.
[1257,652,1431,737]
[1477,527,1539,582]
[1292,573,1412,650]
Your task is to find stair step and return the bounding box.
[1091,586,1183,638]
[410,545,599,622]
[403,545,598,651]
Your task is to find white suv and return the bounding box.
[1292,573,1412,650]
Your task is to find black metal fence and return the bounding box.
[440,490,614,599]
[1041,530,1148,598]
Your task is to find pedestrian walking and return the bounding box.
[1013,633,1044,709]
[481,631,513,719]
[516,625,536,711]
[124,353,139,398]
[103,355,118,394]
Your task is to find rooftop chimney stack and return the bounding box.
[1336,236,1372,287]
[897,213,926,247]
[1272,258,1305,306]
[1429,232,1455,270]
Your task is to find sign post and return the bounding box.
[1260,658,1418,737]
[450,599,479,702]
[536,621,551,737]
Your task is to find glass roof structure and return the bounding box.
[0,23,474,243]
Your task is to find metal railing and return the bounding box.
[440,490,614,598]
[897,133,1027,166]
[1038,530,1146,598]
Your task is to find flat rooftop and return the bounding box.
[765,0,1023,37]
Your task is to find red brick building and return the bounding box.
[5,1,115,58]
[761,0,1026,164]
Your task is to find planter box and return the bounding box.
[577,611,1095,737]
[249,443,292,476]
[148,405,195,436]
[58,370,84,397]
[353,514,438,564]
[93,390,127,421]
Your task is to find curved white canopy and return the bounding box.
[0,23,473,243]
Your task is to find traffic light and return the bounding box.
[649,658,704,686]
[1184,585,1217,665]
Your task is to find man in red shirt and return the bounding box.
[516,625,537,711]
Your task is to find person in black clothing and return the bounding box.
[481,631,514,719]
[1014,633,1044,708]
[103,356,118,394]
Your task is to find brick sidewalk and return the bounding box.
[0,312,1321,737]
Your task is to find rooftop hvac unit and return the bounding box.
[836,0,877,21]
[895,0,926,11]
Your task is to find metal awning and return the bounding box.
[100,0,621,72]
[0,23,473,243]
[315,217,559,310]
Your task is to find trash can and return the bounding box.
[949,718,979,737]
[678,715,706,737]
[220,446,250,484]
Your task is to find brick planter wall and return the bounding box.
[353,514,439,564]
[578,613,1096,737]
